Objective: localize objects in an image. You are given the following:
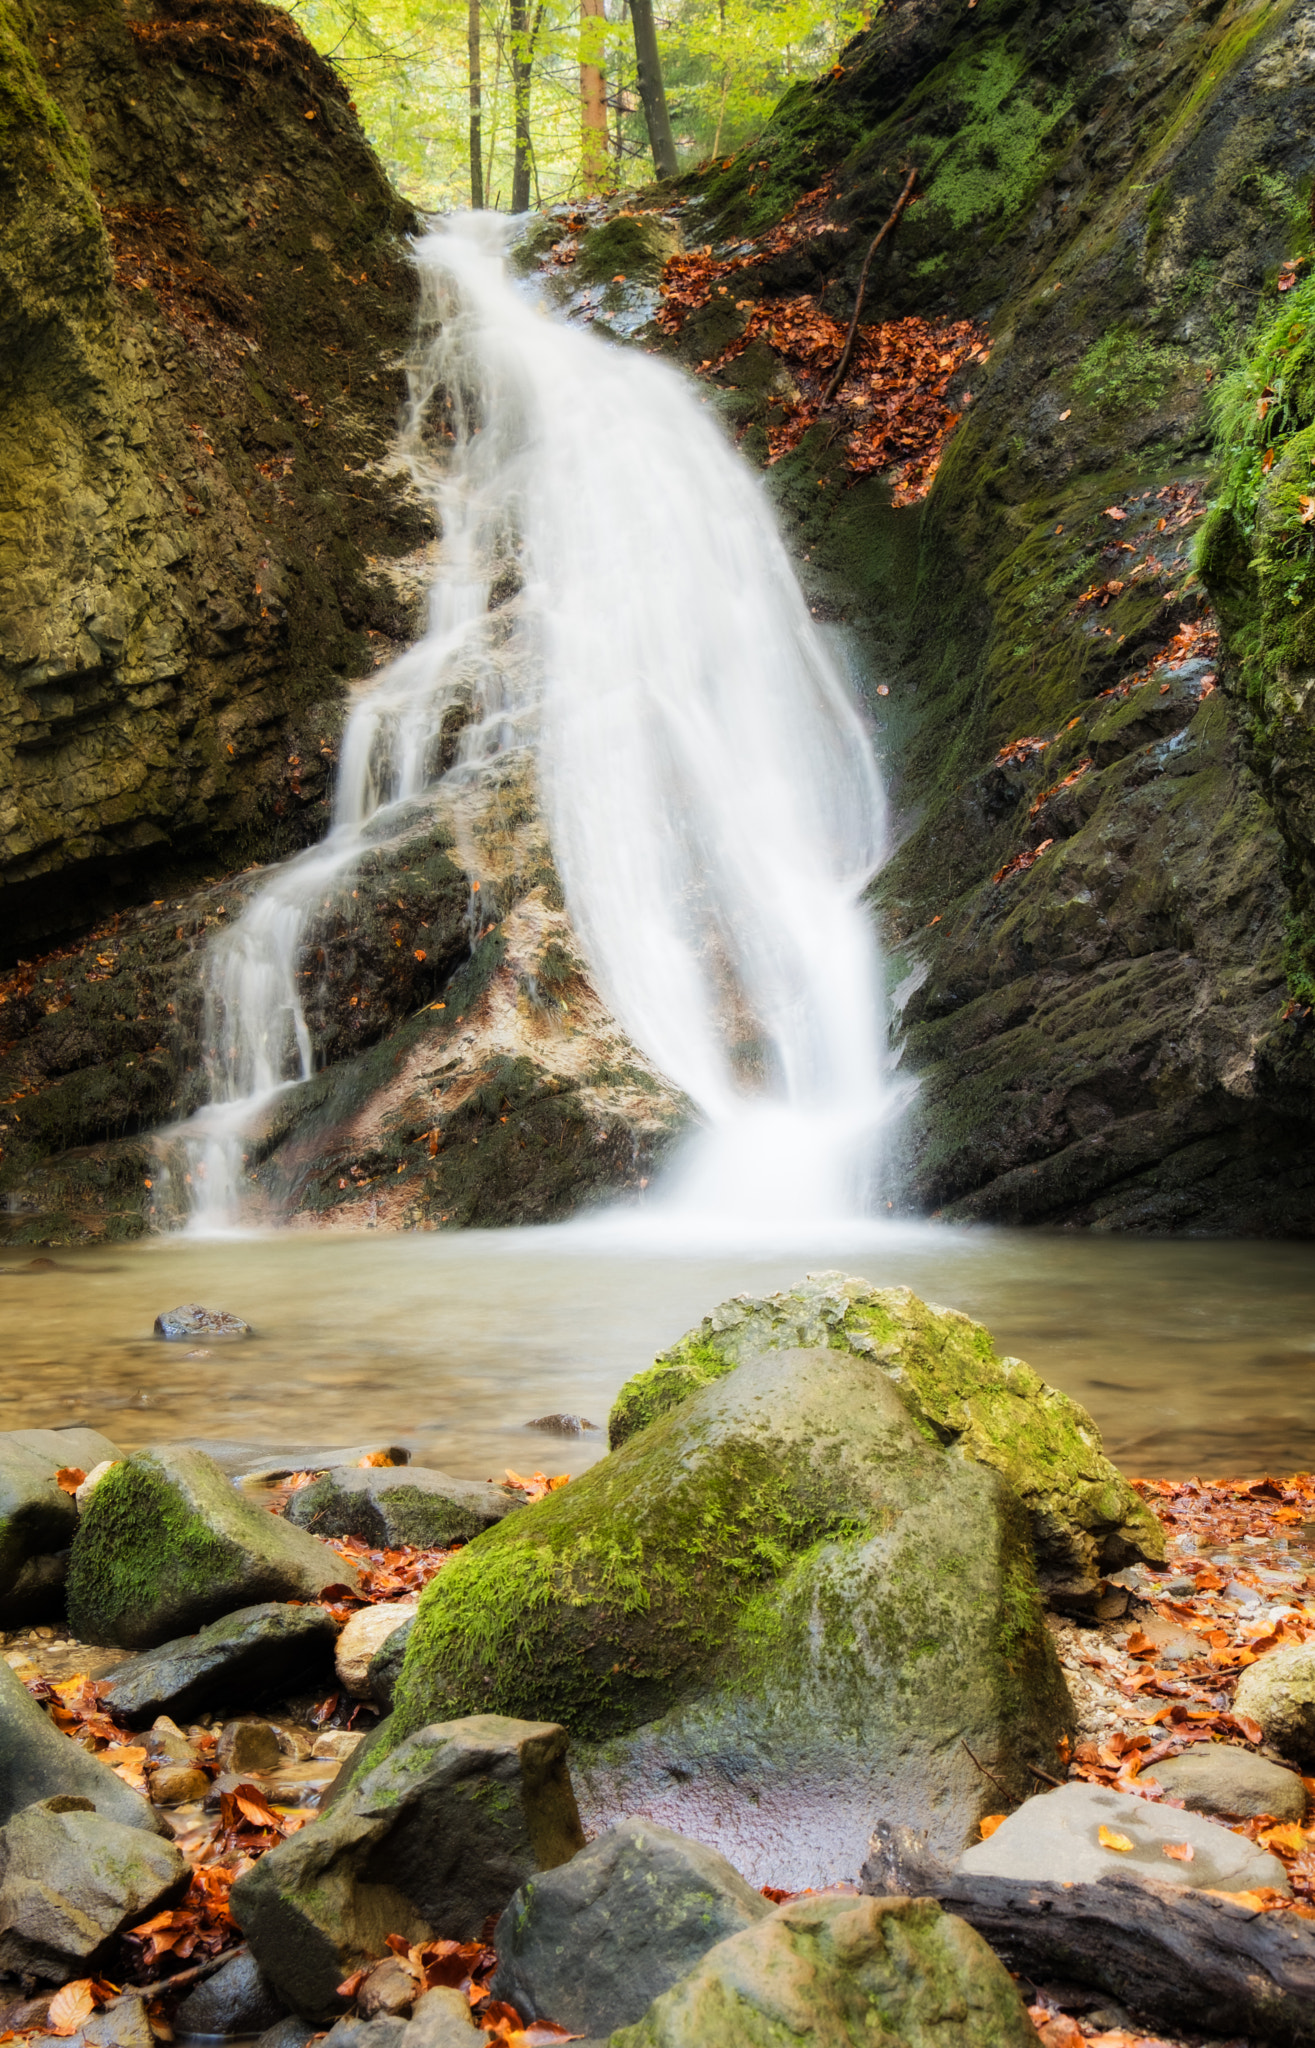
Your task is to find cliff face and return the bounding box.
[0,0,425,956]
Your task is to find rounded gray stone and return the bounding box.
[154,1304,252,1340]
[957,1780,1290,1894]
[1144,1743,1307,1822]
[1235,1644,1315,1766]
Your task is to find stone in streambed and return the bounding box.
[404,1987,481,2043]
[367,1616,415,1711]
[102,1601,339,1725]
[0,1796,188,1982]
[66,1451,360,1650]
[0,1548,69,1629]
[608,1274,1164,1600]
[526,1414,600,1436]
[1144,1742,1307,1821]
[0,1656,162,1833]
[154,1303,252,1340]
[1234,1643,1315,1765]
[957,1780,1289,1892]
[255,2023,317,2048]
[608,1892,1037,2048]
[174,1947,288,2037]
[390,1346,1074,1885]
[156,1440,412,1482]
[231,1713,584,2021]
[287,1466,519,1549]
[493,1818,772,2037]
[322,2021,407,2048]
[6,1427,123,1473]
[337,1599,419,1699]
[29,1992,157,2048]
[0,1438,77,1598]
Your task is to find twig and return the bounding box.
[960,1738,1012,1800]
[111,1943,248,2005]
[1027,1762,1065,1787]
[820,166,918,410]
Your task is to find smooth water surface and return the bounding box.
[3,1224,1314,1479]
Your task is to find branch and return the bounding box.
[820,166,918,411]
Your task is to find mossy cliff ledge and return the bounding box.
[390,1319,1076,1888]
[609,1271,1163,1601]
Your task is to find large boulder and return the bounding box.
[0,1796,188,1982]
[607,1275,1163,1599]
[957,1781,1289,1894]
[0,1439,77,1597]
[391,1346,1075,1886]
[608,1891,1038,2048]
[0,1657,162,1833]
[66,1448,361,1649]
[492,1819,771,2036]
[230,1714,585,2021]
[102,1601,340,1726]
[1234,1644,1315,1765]
[287,1466,519,1549]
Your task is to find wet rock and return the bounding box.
[141,1714,194,1765]
[322,2020,406,2048]
[957,1781,1289,1893]
[0,1548,69,1629]
[7,1429,123,1474]
[1144,1743,1307,1821]
[493,1818,771,2036]
[0,1439,77,1598]
[367,1618,415,1712]
[526,1414,600,1436]
[67,1453,360,1650]
[404,1988,480,2043]
[337,1600,419,1699]
[154,1304,252,1341]
[0,1655,161,1832]
[160,1441,413,1483]
[231,1714,584,2020]
[286,1466,518,1550]
[607,1275,1163,1600]
[1234,1643,1315,1765]
[218,1718,286,1773]
[174,1948,288,2037]
[82,1996,154,2048]
[314,1728,368,1762]
[102,1600,340,1725]
[392,1345,1073,1886]
[0,1796,188,1981]
[254,2021,317,2048]
[149,1761,210,1805]
[357,1956,420,2017]
[609,1892,1037,2048]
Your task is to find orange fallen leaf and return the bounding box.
[979,1813,1006,1839]
[1163,1841,1194,1862]
[1259,1822,1309,1854]
[1103,505,1128,520]
[47,1982,99,2037]
[1098,1825,1134,1852]
[55,1467,86,1494]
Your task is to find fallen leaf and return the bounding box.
[979,1813,1006,1839]
[47,1981,98,2036]
[1058,408,1071,421]
[1300,495,1315,525]
[1103,505,1128,520]
[1163,1841,1194,1862]
[1098,1825,1135,1852]
[55,1467,86,1494]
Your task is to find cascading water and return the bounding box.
[176,212,889,1233]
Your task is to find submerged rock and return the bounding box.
[101,1601,340,1724]
[608,1892,1038,2048]
[0,1796,188,1982]
[391,1344,1074,1885]
[608,1275,1163,1598]
[492,1819,771,2037]
[66,1449,360,1649]
[231,1714,585,2020]
[286,1465,517,1549]
[0,1656,162,1833]
[957,1781,1289,1893]
[1234,1643,1315,1765]
[154,1304,252,1341]
[1144,1743,1307,1822]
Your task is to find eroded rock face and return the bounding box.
[390,1344,1074,1885]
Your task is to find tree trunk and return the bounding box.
[509,0,543,212]
[580,0,608,195]
[468,0,484,210]
[628,0,677,180]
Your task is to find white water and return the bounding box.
[175,213,889,1233]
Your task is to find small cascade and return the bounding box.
[175,213,889,1232]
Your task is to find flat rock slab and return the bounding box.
[493,1818,771,2036]
[66,1448,361,1649]
[232,1713,585,2020]
[609,1892,1038,2048]
[154,1439,413,1483]
[102,1601,340,1725]
[1235,1644,1315,1766]
[0,1797,188,1982]
[154,1304,252,1340]
[287,1466,519,1549]
[0,1655,161,1832]
[1146,1743,1308,1822]
[957,1781,1289,1894]
[5,1428,123,1473]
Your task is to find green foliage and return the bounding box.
[1072,327,1188,417]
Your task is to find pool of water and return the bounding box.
[3,1219,1314,1481]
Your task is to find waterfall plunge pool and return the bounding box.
[4,1222,1314,1481]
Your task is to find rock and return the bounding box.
[75,1464,117,1512]
[607,1891,1038,2048]
[0,1655,161,1833]
[0,1548,69,1629]
[322,2021,407,2048]
[287,1466,518,1550]
[218,1718,290,1773]
[142,1714,195,1765]
[493,1819,772,2036]
[337,1600,420,1699]
[102,1600,340,1722]
[1234,1643,1315,1765]
[66,1452,360,1650]
[607,1276,1163,1600]
[0,1438,77,1598]
[156,1441,412,1483]
[154,1304,252,1341]
[957,1781,1290,1894]
[0,1797,188,1981]
[255,2022,318,2048]
[404,1987,480,2043]
[526,1415,600,1436]
[367,1617,415,1712]
[314,1728,368,1762]
[149,1762,210,1805]
[83,1997,153,2048]
[230,1714,585,2021]
[358,1956,420,2017]
[1145,1743,1307,1822]
[174,1948,288,2036]
[391,1346,1074,1885]
[7,1429,123,1474]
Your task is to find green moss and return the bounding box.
[66,1457,245,1645]
[910,41,1075,238]
[1072,328,1190,417]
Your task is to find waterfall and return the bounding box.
[175,212,889,1232]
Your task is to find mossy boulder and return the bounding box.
[572,211,679,287]
[610,1273,1163,1599]
[391,1343,1073,1885]
[66,1448,360,1650]
[607,1891,1038,2048]
[286,1464,519,1550]
[0,1795,188,1983]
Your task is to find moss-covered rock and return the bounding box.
[391,1343,1073,1885]
[607,1890,1038,2048]
[610,1273,1162,1599]
[286,1464,520,1549]
[66,1446,359,1648]
[0,1797,188,1984]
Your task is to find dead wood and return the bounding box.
[820,167,918,410]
